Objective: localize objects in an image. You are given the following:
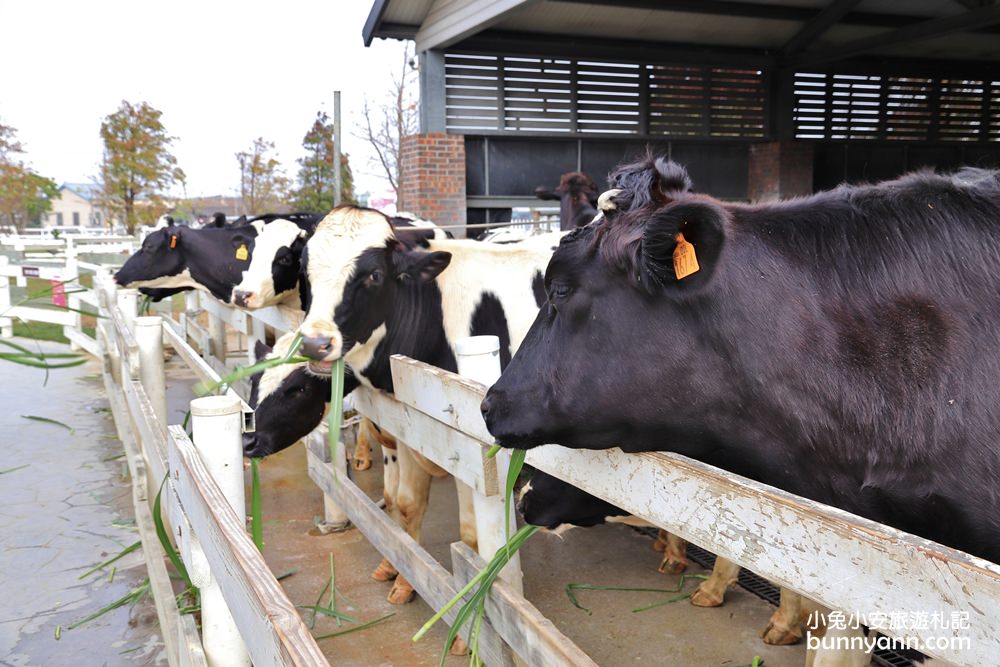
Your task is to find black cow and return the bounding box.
[535,172,599,231]
[483,155,1000,566]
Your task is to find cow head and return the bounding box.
[518,470,628,530]
[244,336,331,458]
[481,156,726,451]
[115,227,192,289]
[232,218,309,309]
[298,206,451,370]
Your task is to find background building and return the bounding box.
[44,182,104,228]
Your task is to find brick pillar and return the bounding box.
[398,133,466,232]
[748,141,814,202]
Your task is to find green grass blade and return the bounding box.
[67,579,150,630]
[78,540,142,580]
[276,568,297,581]
[328,358,345,469]
[153,476,192,587]
[296,604,360,624]
[313,613,394,640]
[0,464,31,475]
[484,444,501,458]
[503,449,526,545]
[0,354,88,369]
[21,414,75,433]
[250,458,263,550]
[328,553,340,626]
[564,574,708,614]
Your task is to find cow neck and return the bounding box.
[356,272,456,393]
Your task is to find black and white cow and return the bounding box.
[482,157,1000,663]
[230,212,449,309]
[295,205,554,604]
[115,214,312,304]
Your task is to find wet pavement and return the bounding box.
[0,339,165,666]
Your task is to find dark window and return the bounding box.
[73,212,80,226]
[56,212,63,225]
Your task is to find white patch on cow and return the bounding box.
[395,212,450,238]
[256,331,304,403]
[344,323,387,388]
[126,268,197,290]
[232,219,307,308]
[606,515,654,528]
[547,523,575,537]
[301,208,394,357]
[516,480,533,504]
[429,238,553,358]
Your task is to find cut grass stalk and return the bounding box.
[276,568,297,581]
[250,458,263,551]
[0,464,31,475]
[564,573,708,614]
[78,540,141,580]
[313,613,394,640]
[21,415,75,432]
[327,358,345,467]
[328,553,339,627]
[484,444,501,458]
[153,476,192,588]
[67,578,151,630]
[193,332,304,396]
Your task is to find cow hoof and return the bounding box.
[449,637,468,656]
[689,585,725,608]
[371,558,398,582]
[761,617,802,645]
[353,457,372,471]
[657,556,688,575]
[387,577,416,605]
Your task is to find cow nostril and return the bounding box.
[480,395,492,419]
[301,334,338,360]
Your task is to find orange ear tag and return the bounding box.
[235,244,249,261]
[673,232,699,280]
[169,235,177,249]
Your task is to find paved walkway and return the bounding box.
[0,340,165,666]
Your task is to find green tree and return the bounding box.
[236,137,290,215]
[290,111,354,212]
[98,100,185,234]
[0,122,58,232]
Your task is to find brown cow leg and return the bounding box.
[657,532,689,574]
[690,556,740,607]
[762,588,803,645]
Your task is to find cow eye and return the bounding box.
[550,284,571,301]
[369,269,383,285]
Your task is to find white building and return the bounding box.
[43,183,104,228]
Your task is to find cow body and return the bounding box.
[297,205,553,604]
[483,159,1000,564]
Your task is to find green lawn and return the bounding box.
[7,276,100,344]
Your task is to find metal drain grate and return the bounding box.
[636,529,922,667]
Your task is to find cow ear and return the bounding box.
[397,250,451,283]
[253,340,272,363]
[640,201,726,292]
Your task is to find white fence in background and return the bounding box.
[14,250,1000,665]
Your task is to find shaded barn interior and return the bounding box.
[365,1,1000,231]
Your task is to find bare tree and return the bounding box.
[357,42,419,201]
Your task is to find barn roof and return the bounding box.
[363,0,1000,69]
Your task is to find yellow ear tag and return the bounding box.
[169,235,177,249]
[235,244,248,261]
[673,232,699,280]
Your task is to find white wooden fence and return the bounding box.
[15,252,1000,665]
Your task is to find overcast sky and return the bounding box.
[0,1,410,199]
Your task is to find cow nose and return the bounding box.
[480,393,495,423]
[301,335,338,361]
[233,290,253,307]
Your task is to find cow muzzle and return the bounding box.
[301,333,342,362]
[232,289,255,308]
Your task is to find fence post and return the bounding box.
[117,288,138,334]
[0,256,12,338]
[190,395,251,667]
[455,335,524,593]
[64,237,81,349]
[208,308,227,363]
[135,316,167,429]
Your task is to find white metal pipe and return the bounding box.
[190,395,250,667]
[134,316,167,429]
[116,288,138,335]
[455,335,524,593]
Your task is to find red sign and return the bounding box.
[51,279,66,307]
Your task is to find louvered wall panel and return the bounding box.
[794,72,1000,143]
[445,52,766,139]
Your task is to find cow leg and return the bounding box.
[371,441,401,584]
[656,532,688,574]
[454,480,478,551]
[653,529,669,552]
[385,443,433,605]
[352,417,374,471]
[762,588,803,645]
[690,556,740,607]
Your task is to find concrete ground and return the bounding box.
[0,340,165,666]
